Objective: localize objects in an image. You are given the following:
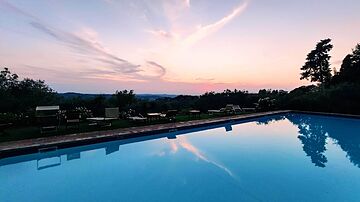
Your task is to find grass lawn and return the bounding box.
[0,113,242,143]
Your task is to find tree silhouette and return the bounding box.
[353,43,360,62]
[297,121,328,167]
[0,67,56,113]
[301,38,333,84]
[322,118,360,168]
[286,114,328,167]
[110,90,136,110]
[337,43,360,83]
[287,113,360,168]
[0,67,19,90]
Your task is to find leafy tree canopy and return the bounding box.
[301,38,333,84]
[337,43,360,83]
[0,67,56,113]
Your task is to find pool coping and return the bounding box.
[1,110,359,158]
[291,110,360,119]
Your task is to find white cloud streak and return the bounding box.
[1,0,166,81]
[147,1,249,48]
[146,29,175,39]
[177,137,235,178]
[182,1,249,47]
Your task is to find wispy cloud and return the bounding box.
[30,22,143,74]
[1,0,166,81]
[158,137,235,178]
[182,1,248,47]
[195,77,215,81]
[146,61,166,77]
[147,1,249,48]
[0,0,38,20]
[178,137,235,178]
[169,140,179,153]
[146,29,175,39]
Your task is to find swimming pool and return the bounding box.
[1,113,360,202]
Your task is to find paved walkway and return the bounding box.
[0,110,291,158]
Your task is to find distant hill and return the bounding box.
[136,94,177,100]
[59,92,177,101]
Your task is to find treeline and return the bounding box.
[60,90,259,116]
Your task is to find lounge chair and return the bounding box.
[160,110,178,122]
[233,105,243,113]
[36,106,60,133]
[242,107,256,112]
[225,104,243,114]
[208,108,226,115]
[65,110,81,130]
[189,110,201,118]
[87,107,119,126]
[128,113,147,122]
[146,112,162,121]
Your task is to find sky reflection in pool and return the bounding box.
[1,113,360,202]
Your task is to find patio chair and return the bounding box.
[87,107,119,127]
[242,107,256,112]
[233,105,243,113]
[208,108,226,115]
[36,106,60,133]
[188,110,201,118]
[65,110,81,130]
[225,104,243,114]
[128,113,147,122]
[160,110,178,122]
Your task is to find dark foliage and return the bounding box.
[286,113,360,168]
[301,38,333,84]
[110,90,136,110]
[196,89,258,112]
[0,68,56,114]
[331,44,360,85]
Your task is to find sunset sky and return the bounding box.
[1,0,359,94]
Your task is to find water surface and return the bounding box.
[1,113,360,202]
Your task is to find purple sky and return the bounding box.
[1,0,359,94]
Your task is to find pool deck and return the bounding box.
[0,110,294,158]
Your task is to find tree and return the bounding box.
[0,67,19,91]
[14,78,56,110]
[287,115,328,167]
[0,67,56,113]
[337,43,360,83]
[352,43,360,63]
[111,90,136,110]
[301,38,333,84]
[89,95,107,116]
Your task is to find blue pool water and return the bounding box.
[1,113,360,202]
